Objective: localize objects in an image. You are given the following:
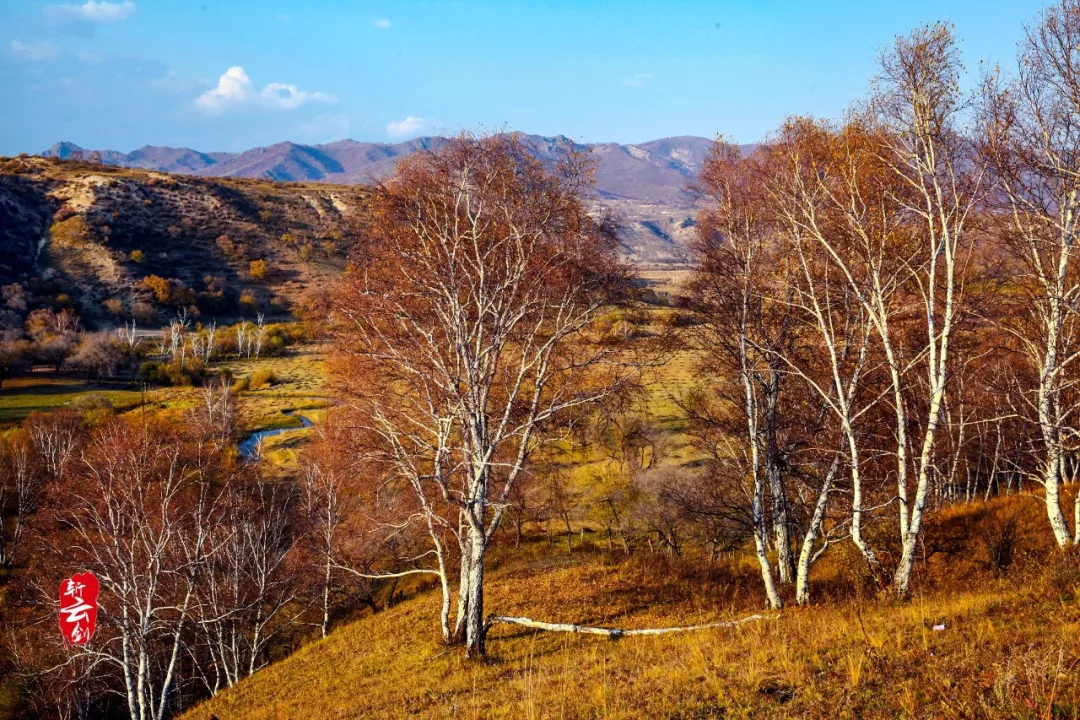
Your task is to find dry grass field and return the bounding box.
[219,348,328,426]
[636,268,692,297]
[7,310,1079,719]
[183,495,1080,720]
[0,345,326,439]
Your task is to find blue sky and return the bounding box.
[0,0,1048,155]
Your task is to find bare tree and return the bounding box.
[330,133,635,656]
[253,313,266,359]
[685,140,792,608]
[300,458,344,639]
[872,23,982,593]
[299,417,391,639]
[979,0,1080,546]
[195,481,300,693]
[203,321,217,362]
[70,332,123,381]
[0,429,45,567]
[235,321,249,359]
[761,119,884,600]
[25,409,83,481]
[168,320,184,363]
[116,319,140,350]
[193,378,237,453]
[56,419,231,720]
[757,116,923,585]
[0,329,33,389]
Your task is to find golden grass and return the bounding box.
[220,348,328,431]
[638,269,692,297]
[184,498,1080,719]
[220,348,327,469]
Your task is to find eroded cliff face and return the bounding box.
[0,156,363,322]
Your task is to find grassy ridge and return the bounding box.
[183,497,1080,719]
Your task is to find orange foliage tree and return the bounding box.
[328,132,637,657]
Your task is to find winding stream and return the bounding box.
[238,413,314,461]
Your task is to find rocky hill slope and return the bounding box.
[0,155,361,324]
[41,134,741,266]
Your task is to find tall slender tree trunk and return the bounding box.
[795,456,839,605]
[764,369,794,584]
[321,553,332,638]
[1044,454,1072,546]
[1073,491,1080,545]
[768,463,793,583]
[454,536,471,642]
[741,335,782,609]
[1038,306,1074,547]
[893,378,946,594]
[894,218,955,595]
[463,525,487,658]
[753,480,783,609]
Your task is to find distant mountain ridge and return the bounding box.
[40,134,718,201]
[40,134,740,265]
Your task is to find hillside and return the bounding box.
[40,134,742,266]
[182,497,1080,719]
[0,155,362,324]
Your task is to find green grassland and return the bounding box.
[0,347,327,437]
[0,376,145,425]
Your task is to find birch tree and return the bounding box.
[330,133,635,657]
[688,132,888,606]
[769,29,980,594]
[762,120,884,599]
[25,408,83,481]
[979,0,1080,546]
[685,140,793,608]
[759,117,921,582]
[872,23,981,593]
[56,418,231,720]
[299,417,389,640]
[195,482,300,693]
[0,429,46,568]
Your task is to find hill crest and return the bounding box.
[39,134,721,202]
[38,134,744,266]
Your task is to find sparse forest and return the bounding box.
[5,2,1080,718]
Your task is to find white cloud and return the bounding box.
[373,18,391,29]
[9,40,61,61]
[45,1,137,25]
[195,65,252,114]
[386,116,426,137]
[195,66,336,114]
[261,81,335,109]
[621,72,655,87]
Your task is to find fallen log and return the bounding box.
[485,613,771,640]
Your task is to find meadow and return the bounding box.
[3,266,1079,719]
[0,345,328,470]
[0,376,144,425]
[183,494,1080,720]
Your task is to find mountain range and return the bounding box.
[41,134,729,266]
